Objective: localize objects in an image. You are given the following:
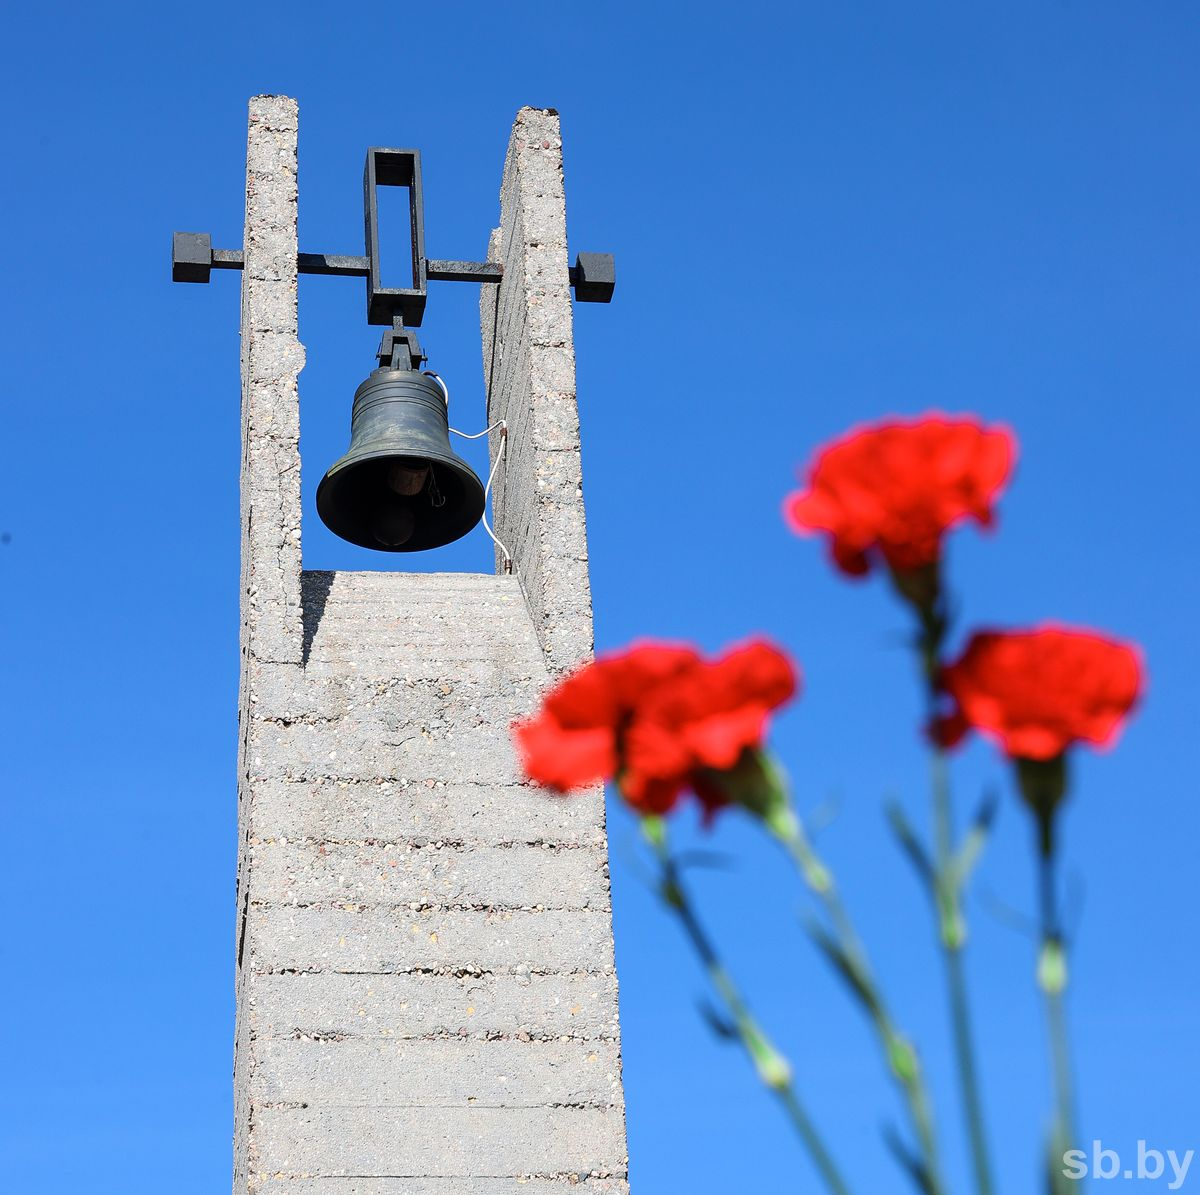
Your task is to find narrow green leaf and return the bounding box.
[886,802,935,890]
[697,999,738,1041]
[674,849,735,873]
[882,1123,936,1195]
[954,789,999,887]
[805,919,881,1018]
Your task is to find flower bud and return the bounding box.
[888,561,942,616]
[639,814,667,851]
[886,1033,919,1084]
[1015,754,1068,857]
[701,748,791,827]
[746,1031,793,1091]
[938,897,968,951]
[1037,937,1069,995]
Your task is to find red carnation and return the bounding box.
[935,625,1144,761]
[514,639,798,819]
[784,414,1015,578]
[513,642,698,796]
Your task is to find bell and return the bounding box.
[317,368,486,552]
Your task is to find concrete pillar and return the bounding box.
[232,97,628,1194]
[481,107,592,677]
[238,93,305,668]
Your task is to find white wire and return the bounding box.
[424,371,451,406]
[475,424,512,571]
[431,366,512,570]
[447,421,503,440]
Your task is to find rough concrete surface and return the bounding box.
[233,100,627,1193]
[480,109,594,678]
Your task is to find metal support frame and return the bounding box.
[364,148,427,326]
[173,147,616,319]
[376,318,426,372]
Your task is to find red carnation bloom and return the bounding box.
[934,625,1144,761]
[513,642,698,795]
[784,414,1015,577]
[514,639,798,819]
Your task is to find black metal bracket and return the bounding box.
[172,146,615,323]
[364,148,427,325]
[376,319,426,371]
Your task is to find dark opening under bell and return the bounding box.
[316,368,486,552]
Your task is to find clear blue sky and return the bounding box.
[2,3,1197,1191]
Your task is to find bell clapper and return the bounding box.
[387,459,431,496]
[371,503,417,548]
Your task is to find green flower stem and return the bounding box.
[918,607,996,1195]
[767,801,946,1195]
[930,748,994,1195]
[1037,846,1077,1191]
[644,822,853,1195]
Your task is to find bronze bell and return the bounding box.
[316,368,485,552]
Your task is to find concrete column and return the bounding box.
[239,94,305,668]
[234,94,304,1194]
[481,107,593,677]
[232,98,628,1194]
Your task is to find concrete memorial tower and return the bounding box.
[222,95,627,1193]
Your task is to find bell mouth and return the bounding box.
[316,451,485,552]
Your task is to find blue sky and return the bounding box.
[1,2,1197,1191]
